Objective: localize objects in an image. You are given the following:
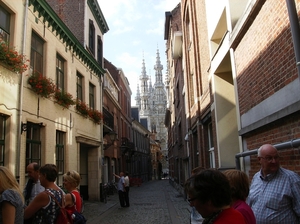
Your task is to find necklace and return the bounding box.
[202,210,223,224]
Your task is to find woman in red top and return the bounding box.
[63,170,82,213]
[185,169,246,224]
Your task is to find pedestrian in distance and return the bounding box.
[185,169,246,224]
[24,164,63,223]
[190,166,205,224]
[0,166,24,224]
[124,171,130,207]
[247,144,300,223]
[223,169,256,224]
[113,172,126,208]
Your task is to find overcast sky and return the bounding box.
[97,0,180,106]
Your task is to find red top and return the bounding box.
[214,207,247,224]
[65,190,82,213]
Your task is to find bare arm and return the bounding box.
[113,173,120,179]
[2,201,15,224]
[64,193,74,207]
[24,191,49,219]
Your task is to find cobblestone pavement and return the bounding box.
[82,179,191,224]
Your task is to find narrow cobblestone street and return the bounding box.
[83,179,191,224]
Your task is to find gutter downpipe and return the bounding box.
[16,0,29,179]
[286,0,300,78]
[235,138,300,170]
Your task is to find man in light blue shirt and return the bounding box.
[114,172,126,208]
[247,144,300,223]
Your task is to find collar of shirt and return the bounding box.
[259,169,278,181]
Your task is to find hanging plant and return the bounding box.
[88,109,103,124]
[75,100,89,117]
[53,89,75,109]
[0,41,29,73]
[27,72,56,98]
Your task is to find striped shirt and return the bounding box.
[247,167,300,224]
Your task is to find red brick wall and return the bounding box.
[246,112,300,179]
[235,0,298,115]
[46,0,85,45]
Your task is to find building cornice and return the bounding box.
[87,0,109,34]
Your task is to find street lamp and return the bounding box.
[103,130,117,150]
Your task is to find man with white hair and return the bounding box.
[247,144,300,223]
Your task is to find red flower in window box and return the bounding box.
[75,100,89,117]
[53,89,75,109]
[88,109,103,124]
[0,41,29,73]
[27,72,56,98]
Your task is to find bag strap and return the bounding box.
[45,190,70,221]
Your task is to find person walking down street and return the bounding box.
[185,169,246,224]
[63,170,83,213]
[113,172,126,208]
[124,171,130,207]
[223,169,256,224]
[0,166,24,224]
[247,144,300,224]
[24,164,63,223]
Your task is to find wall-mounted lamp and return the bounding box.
[103,130,117,150]
[21,122,27,134]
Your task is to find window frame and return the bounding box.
[0,5,10,42]
[25,122,42,168]
[89,83,95,110]
[56,130,65,186]
[76,72,83,101]
[56,54,65,91]
[0,115,7,166]
[30,32,44,75]
[89,20,95,55]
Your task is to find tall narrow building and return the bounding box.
[136,49,168,173]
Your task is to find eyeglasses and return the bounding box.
[259,155,280,162]
[187,197,197,203]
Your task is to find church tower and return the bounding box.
[136,49,168,166]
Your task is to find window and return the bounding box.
[76,72,83,101]
[25,122,41,167]
[89,20,95,55]
[89,83,95,109]
[97,36,103,65]
[56,54,65,91]
[0,5,10,42]
[0,116,7,166]
[30,32,44,74]
[56,131,65,185]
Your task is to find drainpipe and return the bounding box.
[16,0,29,179]
[286,0,300,78]
[235,138,300,170]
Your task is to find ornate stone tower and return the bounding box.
[136,49,168,173]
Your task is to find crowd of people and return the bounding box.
[0,163,84,224]
[1,143,300,224]
[185,143,300,224]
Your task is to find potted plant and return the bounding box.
[53,89,75,109]
[27,72,56,98]
[75,100,89,117]
[0,41,29,73]
[88,109,103,124]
